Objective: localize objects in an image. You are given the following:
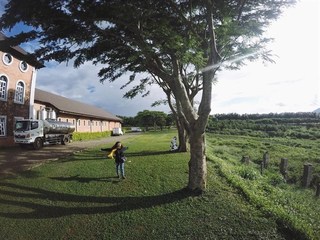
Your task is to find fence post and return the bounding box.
[302,163,313,188]
[263,151,270,168]
[280,158,288,180]
[316,183,320,198]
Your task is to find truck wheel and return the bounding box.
[61,136,70,145]
[33,138,43,150]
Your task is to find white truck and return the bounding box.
[14,119,75,150]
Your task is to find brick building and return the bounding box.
[0,32,43,147]
[1,33,121,147]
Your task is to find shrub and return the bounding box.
[266,172,286,186]
[72,131,111,141]
[236,166,260,180]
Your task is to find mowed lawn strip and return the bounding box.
[0,131,288,239]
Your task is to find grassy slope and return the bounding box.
[0,131,293,239]
[206,133,320,240]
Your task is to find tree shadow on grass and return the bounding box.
[126,150,179,157]
[0,182,195,219]
[49,175,120,183]
[57,150,179,164]
[58,152,107,163]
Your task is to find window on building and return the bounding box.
[0,75,8,101]
[0,116,6,137]
[19,61,28,72]
[14,81,25,104]
[2,53,13,65]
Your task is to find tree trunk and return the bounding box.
[187,131,207,192]
[177,120,188,152]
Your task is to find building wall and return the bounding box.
[57,115,121,133]
[33,102,121,133]
[0,50,35,147]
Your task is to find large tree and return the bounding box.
[0,0,296,192]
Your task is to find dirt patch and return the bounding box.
[0,134,137,178]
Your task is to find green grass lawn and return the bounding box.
[0,131,305,239]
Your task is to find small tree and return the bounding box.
[117,116,138,127]
[153,111,167,131]
[136,110,154,131]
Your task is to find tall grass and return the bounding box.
[206,133,320,239]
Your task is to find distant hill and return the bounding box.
[314,108,320,113]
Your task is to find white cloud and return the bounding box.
[36,61,169,117]
[212,0,320,114]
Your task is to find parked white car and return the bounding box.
[131,127,142,132]
[112,127,123,136]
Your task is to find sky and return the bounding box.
[212,0,320,115]
[1,0,319,117]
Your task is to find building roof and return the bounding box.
[0,32,44,69]
[35,88,122,122]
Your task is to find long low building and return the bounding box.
[34,88,122,133]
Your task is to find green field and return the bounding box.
[0,130,319,239]
[206,133,320,239]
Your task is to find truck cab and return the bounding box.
[14,120,45,149]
